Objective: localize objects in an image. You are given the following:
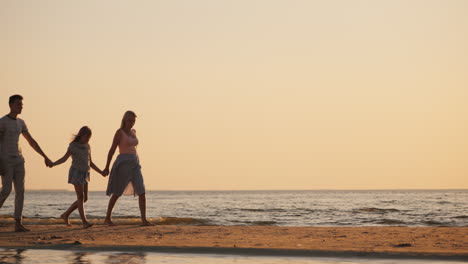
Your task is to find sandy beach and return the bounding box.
[0,218,467,261]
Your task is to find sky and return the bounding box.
[1,0,467,191]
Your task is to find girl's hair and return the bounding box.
[120,110,137,129]
[72,126,92,143]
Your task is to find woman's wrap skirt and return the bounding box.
[106,154,146,196]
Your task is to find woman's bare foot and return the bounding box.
[83,222,94,229]
[15,223,30,232]
[61,214,72,226]
[104,218,116,226]
[141,219,155,226]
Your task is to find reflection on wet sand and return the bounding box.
[0,249,147,264]
[0,249,25,264]
[106,252,146,264]
[69,251,91,264]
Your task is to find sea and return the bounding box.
[1,189,466,227]
[0,189,467,264]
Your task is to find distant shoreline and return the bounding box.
[26,189,468,192]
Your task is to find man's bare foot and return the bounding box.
[141,219,155,226]
[61,214,72,226]
[104,219,116,226]
[15,223,30,232]
[83,222,94,229]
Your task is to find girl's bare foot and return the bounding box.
[61,214,72,226]
[83,222,94,229]
[104,219,116,226]
[141,219,154,226]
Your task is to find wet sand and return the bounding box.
[0,220,467,260]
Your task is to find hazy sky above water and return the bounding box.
[1,0,467,191]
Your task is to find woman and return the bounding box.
[102,111,153,226]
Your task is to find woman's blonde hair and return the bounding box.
[121,111,137,129]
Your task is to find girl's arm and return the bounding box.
[103,129,121,176]
[90,160,105,176]
[52,149,72,167]
[89,150,105,176]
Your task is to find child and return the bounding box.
[51,126,105,228]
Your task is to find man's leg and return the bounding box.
[0,160,13,208]
[13,160,28,232]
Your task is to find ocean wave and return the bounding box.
[249,221,277,226]
[380,200,397,204]
[88,215,206,225]
[0,214,465,227]
[239,208,325,214]
[239,208,287,213]
[235,220,278,226]
[421,220,446,226]
[454,215,468,219]
[293,208,320,213]
[353,207,401,214]
[0,216,211,226]
[436,201,451,205]
[374,219,407,225]
[157,217,211,225]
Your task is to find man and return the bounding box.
[0,95,52,232]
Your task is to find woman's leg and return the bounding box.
[104,194,120,226]
[138,193,153,226]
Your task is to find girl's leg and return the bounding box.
[104,194,120,226]
[61,183,89,226]
[83,183,89,203]
[60,202,75,226]
[74,184,92,228]
[138,193,154,226]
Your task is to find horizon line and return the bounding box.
[27,188,468,192]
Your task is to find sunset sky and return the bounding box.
[1,0,467,191]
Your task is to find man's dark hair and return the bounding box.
[9,95,23,104]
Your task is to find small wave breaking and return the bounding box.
[0,215,211,226]
[374,219,407,225]
[239,208,287,213]
[353,207,401,214]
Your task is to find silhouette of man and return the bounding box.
[0,95,52,231]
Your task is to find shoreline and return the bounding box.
[0,223,467,260]
[2,244,468,261]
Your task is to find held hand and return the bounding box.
[45,158,53,168]
[102,168,109,176]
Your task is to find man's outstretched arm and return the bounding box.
[22,131,52,167]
